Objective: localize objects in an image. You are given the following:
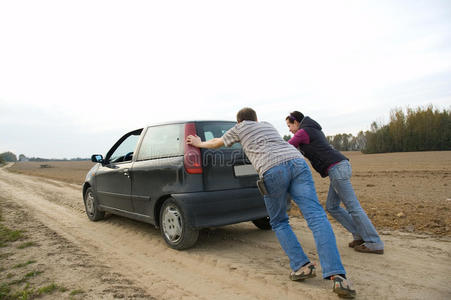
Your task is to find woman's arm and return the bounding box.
[288,129,310,147]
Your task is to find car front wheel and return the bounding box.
[159,198,199,250]
[84,187,105,221]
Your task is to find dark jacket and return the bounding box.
[297,117,348,177]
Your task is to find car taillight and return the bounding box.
[184,123,203,174]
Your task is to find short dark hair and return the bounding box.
[286,111,304,124]
[237,107,257,122]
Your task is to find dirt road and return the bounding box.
[0,166,450,299]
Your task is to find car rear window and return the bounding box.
[198,122,241,149]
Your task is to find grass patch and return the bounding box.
[9,270,44,286]
[3,273,67,299]
[0,283,11,297]
[0,201,68,300]
[0,252,14,260]
[5,283,67,299]
[16,241,36,249]
[36,283,59,295]
[13,260,36,269]
[0,223,23,247]
[24,270,43,279]
[59,286,68,292]
[0,252,14,259]
[70,289,85,296]
[11,287,34,300]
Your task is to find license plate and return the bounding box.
[234,164,257,177]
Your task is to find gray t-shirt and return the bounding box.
[222,121,303,177]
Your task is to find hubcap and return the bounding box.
[162,205,182,243]
[86,191,95,216]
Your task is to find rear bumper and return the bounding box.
[171,187,268,228]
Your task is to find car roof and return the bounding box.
[145,120,236,128]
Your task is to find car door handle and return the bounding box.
[123,169,130,177]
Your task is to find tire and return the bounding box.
[252,216,272,230]
[84,187,105,221]
[159,198,199,250]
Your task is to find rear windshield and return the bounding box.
[197,122,241,149]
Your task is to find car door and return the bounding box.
[131,124,185,217]
[95,129,142,212]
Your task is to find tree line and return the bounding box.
[0,151,17,164]
[0,152,89,163]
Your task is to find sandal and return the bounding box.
[289,262,316,281]
[331,275,356,298]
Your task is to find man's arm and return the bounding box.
[186,135,225,149]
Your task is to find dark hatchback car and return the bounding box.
[83,121,271,249]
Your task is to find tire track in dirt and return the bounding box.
[0,168,333,299]
[1,167,450,299]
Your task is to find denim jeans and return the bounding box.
[262,158,346,278]
[326,160,384,251]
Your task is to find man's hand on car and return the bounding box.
[186,135,202,147]
[187,135,225,149]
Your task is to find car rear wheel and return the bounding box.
[160,198,199,250]
[84,187,105,221]
[252,216,271,230]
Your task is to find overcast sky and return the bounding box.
[1,0,450,159]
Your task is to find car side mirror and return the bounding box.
[91,154,104,163]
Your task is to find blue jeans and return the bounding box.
[326,160,384,251]
[262,158,346,278]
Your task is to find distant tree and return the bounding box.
[353,131,367,151]
[29,157,49,162]
[18,154,28,161]
[0,151,17,162]
[326,133,362,151]
[389,108,406,152]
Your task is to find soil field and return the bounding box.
[7,161,95,185]
[1,153,451,299]
[8,151,451,236]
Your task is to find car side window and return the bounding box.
[137,124,184,161]
[109,133,141,163]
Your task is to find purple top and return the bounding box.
[288,128,339,174]
[288,129,310,147]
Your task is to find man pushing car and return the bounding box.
[186,107,356,298]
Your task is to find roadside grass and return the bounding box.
[0,223,23,247]
[16,241,36,249]
[70,289,85,296]
[5,282,68,299]
[12,260,36,269]
[0,206,23,248]
[0,252,14,259]
[0,203,77,299]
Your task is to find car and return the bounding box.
[82,120,272,250]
